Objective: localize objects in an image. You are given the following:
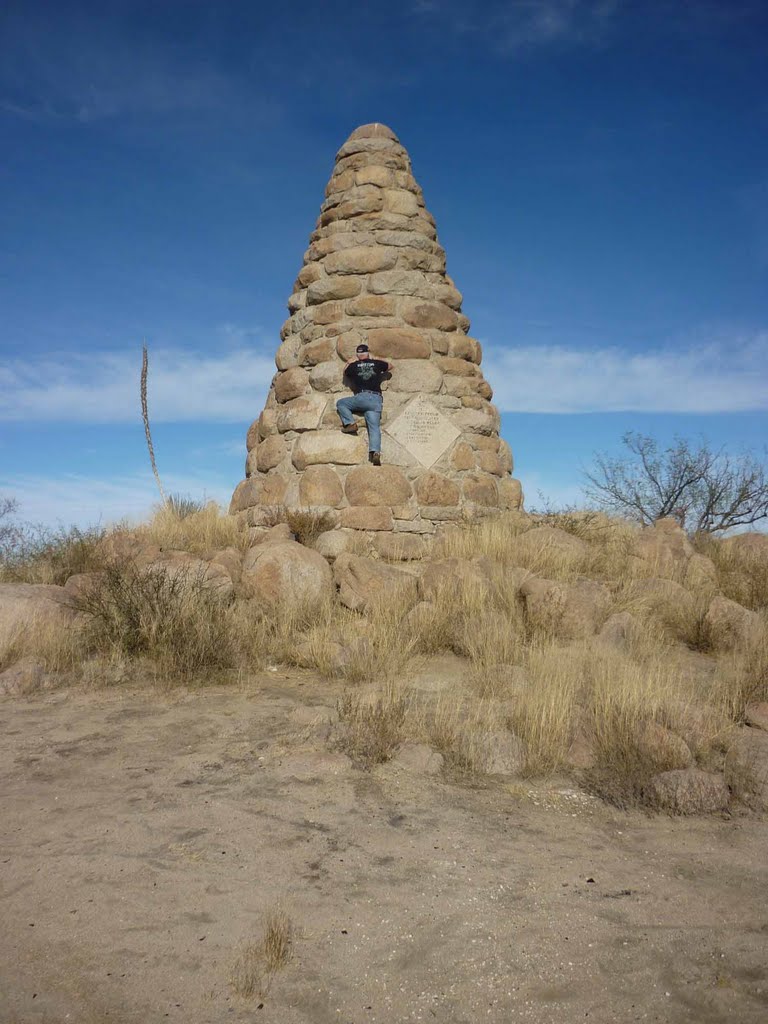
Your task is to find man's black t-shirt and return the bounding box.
[345,358,389,395]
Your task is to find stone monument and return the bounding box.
[230,122,523,558]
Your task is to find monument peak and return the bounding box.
[230,124,523,558]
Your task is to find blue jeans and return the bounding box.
[336,391,383,452]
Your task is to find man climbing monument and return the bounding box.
[336,344,392,466]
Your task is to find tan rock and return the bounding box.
[230,478,261,513]
[355,164,394,187]
[241,541,333,606]
[246,419,260,451]
[517,525,589,559]
[345,464,412,506]
[371,533,429,561]
[366,327,430,360]
[299,465,344,507]
[0,659,52,697]
[637,721,694,769]
[476,451,504,476]
[745,702,768,731]
[299,338,336,365]
[418,558,490,601]
[391,742,444,775]
[415,471,460,506]
[519,577,611,639]
[597,611,638,652]
[275,336,300,370]
[499,440,513,474]
[704,595,761,651]
[209,547,243,586]
[309,360,345,392]
[340,506,394,531]
[647,769,730,814]
[335,330,366,361]
[451,442,475,471]
[274,366,309,403]
[725,729,768,810]
[313,530,356,560]
[292,431,367,470]
[462,473,499,507]
[310,300,345,325]
[387,359,442,393]
[259,474,288,504]
[684,553,718,591]
[368,269,431,298]
[259,406,278,438]
[453,405,500,435]
[634,519,694,572]
[324,246,397,275]
[498,477,524,511]
[256,434,287,472]
[334,554,418,611]
[306,276,362,304]
[437,356,478,377]
[276,394,328,433]
[347,294,397,317]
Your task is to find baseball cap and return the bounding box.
[355,343,369,353]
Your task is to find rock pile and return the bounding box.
[230,123,522,557]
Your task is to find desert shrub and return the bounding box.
[231,596,333,670]
[695,534,768,611]
[166,493,205,519]
[0,614,87,676]
[0,521,107,585]
[711,618,768,722]
[230,908,293,1000]
[507,644,580,776]
[77,561,235,679]
[284,508,337,547]
[335,691,408,767]
[143,501,248,555]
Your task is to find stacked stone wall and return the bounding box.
[230,123,523,555]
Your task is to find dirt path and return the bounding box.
[2,672,767,1024]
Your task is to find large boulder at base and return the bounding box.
[241,541,333,606]
[633,517,693,573]
[704,595,761,651]
[145,551,235,603]
[0,583,77,635]
[334,553,418,612]
[724,729,768,810]
[519,577,610,639]
[646,769,730,814]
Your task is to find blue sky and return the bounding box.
[1,0,766,526]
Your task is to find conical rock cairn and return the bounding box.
[231,123,523,558]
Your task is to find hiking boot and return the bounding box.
[341,423,358,434]
[369,451,381,466]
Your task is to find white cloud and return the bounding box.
[483,332,768,413]
[0,347,275,423]
[1,470,233,530]
[2,331,766,424]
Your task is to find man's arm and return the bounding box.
[369,355,393,370]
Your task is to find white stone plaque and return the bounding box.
[384,396,460,468]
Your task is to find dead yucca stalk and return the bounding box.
[141,342,166,506]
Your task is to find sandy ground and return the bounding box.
[2,664,767,1024]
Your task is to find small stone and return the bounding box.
[725,729,768,810]
[745,702,768,732]
[392,742,444,775]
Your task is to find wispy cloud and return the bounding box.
[0,345,275,423]
[411,0,622,52]
[2,332,766,423]
[0,7,236,123]
[483,331,768,413]
[1,470,233,529]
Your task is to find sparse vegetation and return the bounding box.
[2,497,767,812]
[230,907,293,1000]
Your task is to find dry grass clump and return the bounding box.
[711,619,768,723]
[0,614,86,676]
[335,689,409,767]
[285,508,337,547]
[77,561,236,681]
[142,501,248,555]
[695,534,768,611]
[413,694,511,774]
[0,523,107,585]
[230,908,293,1000]
[440,511,639,583]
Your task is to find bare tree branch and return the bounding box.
[583,433,768,533]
